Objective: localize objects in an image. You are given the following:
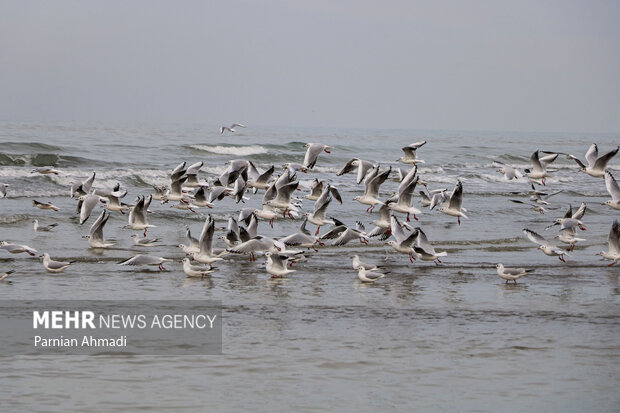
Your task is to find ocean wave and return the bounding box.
[189,145,267,156]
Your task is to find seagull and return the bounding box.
[355,266,388,283]
[182,258,216,278]
[190,186,213,208]
[265,252,295,278]
[386,215,419,263]
[265,180,300,218]
[493,161,523,181]
[337,158,376,184]
[525,150,558,185]
[523,229,569,262]
[33,219,58,232]
[603,171,620,210]
[247,163,275,192]
[84,210,114,248]
[304,179,324,201]
[303,143,332,169]
[412,227,447,265]
[31,166,60,175]
[282,162,308,174]
[307,193,335,235]
[184,161,204,187]
[509,199,549,214]
[42,253,75,273]
[496,264,534,284]
[151,185,167,200]
[420,187,450,210]
[397,141,426,164]
[527,184,562,205]
[192,216,226,266]
[554,228,586,252]
[228,236,278,262]
[562,144,619,178]
[124,195,155,236]
[353,166,391,213]
[0,270,15,282]
[220,123,246,133]
[101,186,130,214]
[119,254,171,271]
[439,181,468,224]
[331,222,369,246]
[70,172,96,198]
[0,183,8,198]
[0,241,37,256]
[350,255,382,271]
[367,201,394,241]
[223,217,242,248]
[32,200,59,211]
[131,234,159,246]
[78,192,105,225]
[279,218,322,250]
[546,203,587,232]
[596,220,620,266]
[388,174,422,222]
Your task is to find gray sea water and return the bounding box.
[0,121,619,412]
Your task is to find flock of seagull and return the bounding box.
[1,136,619,285]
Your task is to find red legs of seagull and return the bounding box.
[269,218,274,228]
[409,253,416,263]
[608,261,617,267]
[542,178,546,186]
[559,256,566,263]
[288,211,294,220]
[458,217,461,225]
[579,225,586,231]
[158,264,166,271]
[315,226,321,236]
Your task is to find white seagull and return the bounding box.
[85,210,114,248]
[396,141,426,164]
[563,144,619,178]
[439,181,468,224]
[603,171,620,210]
[596,220,620,266]
[523,229,569,262]
[42,253,75,273]
[496,264,534,284]
[119,254,171,271]
[303,143,332,169]
[265,252,295,278]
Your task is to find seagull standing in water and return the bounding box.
[33,220,58,232]
[496,264,534,284]
[42,253,75,273]
[355,266,388,283]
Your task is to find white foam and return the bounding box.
[190,145,267,156]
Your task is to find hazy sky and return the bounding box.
[1,0,619,132]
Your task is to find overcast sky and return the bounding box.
[1,0,619,132]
